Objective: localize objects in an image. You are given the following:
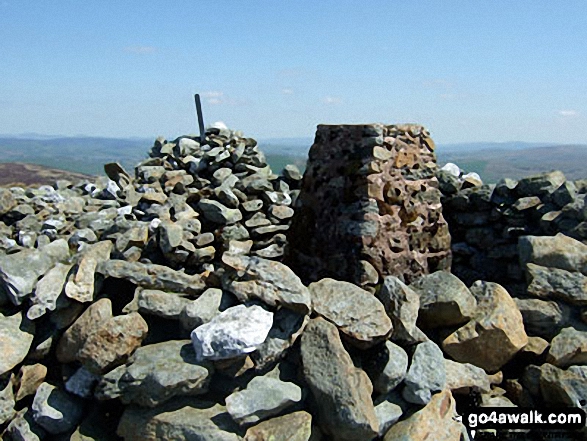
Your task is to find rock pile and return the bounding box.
[287,124,452,288]
[0,124,586,440]
[439,168,587,295]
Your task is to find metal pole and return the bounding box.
[194,94,205,145]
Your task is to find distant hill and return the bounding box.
[0,136,585,185]
[0,162,92,188]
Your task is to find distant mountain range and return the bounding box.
[0,135,585,184]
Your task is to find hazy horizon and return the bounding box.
[2,1,587,144]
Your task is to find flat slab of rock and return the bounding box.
[526,263,587,306]
[244,411,312,441]
[402,340,447,405]
[226,375,302,426]
[410,271,477,327]
[444,359,491,394]
[191,304,273,361]
[117,399,242,441]
[32,382,84,434]
[77,312,149,374]
[97,340,213,407]
[222,254,311,314]
[98,259,205,295]
[519,233,587,276]
[137,289,192,319]
[65,240,113,303]
[0,239,69,305]
[547,327,587,368]
[309,278,391,347]
[27,262,74,320]
[383,390,465,441]
[442,281,528,373]
[180,288,235,332]
[301,317,379,441]
[0,311,35,376]
[377,276,427,344]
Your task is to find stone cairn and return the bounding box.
[0,124,586,440]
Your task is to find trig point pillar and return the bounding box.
[286,123,452,288]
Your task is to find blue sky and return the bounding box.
[1,0,586,143]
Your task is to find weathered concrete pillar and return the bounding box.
[286,123,451,287]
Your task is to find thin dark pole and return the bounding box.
[194,94,206,144]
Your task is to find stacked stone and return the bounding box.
[439,169,587,294]
[287,124,452,288]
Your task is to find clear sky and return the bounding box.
[1,0,587,143]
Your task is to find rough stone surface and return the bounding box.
[15,363,48,401]
[442,281,528,372]
[31,382,84,434]
[383,389,465,441]
[377,276,427,344]
[137,289,192,319]
[191,304,274,361]
[287,124,451,286]
[97,340,213,407]
[77,312,149,374]
[244,411,312,441]
[410,270,477,327]
[0,311,35,376]
[5,408,46,441]
[526,263,587,306]
[444,359,491,394]
[308,278,392,347]
[300,317,379,441]
[0,374,16,425]
[117,399,242,441]
[402,340,447,405]
[222,254,311,314]
[547,327,587,367]
[514,297,569,340]
[519,233,587,275]
[226,375,302,426]
[65,240,113,303]
[372,340,409,395]
[27,262,73,320]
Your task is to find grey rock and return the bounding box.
[519,233,587,276]
[98,259,205,294]
[553,181,578,207]
[444,359,491,394]
[226,375,302,426]
[5,408,46,441]
[251,308,309,370]
[547,327,587,367]
[138,289,191,319]
[402,340,447,405]
[0,187,17,215]
[0,238,70,305]
[180,288,235,331]
[514,297,569,340]
[374,400,403,437]
[195,232,215,247]
[300,317,379,441]
[97,340,213,407]
[117,399,242,441]
[242,199,264,212]
[309,278,392,347]
[268,204,294,220]
[32,382,84,434]
[377,276,427,344]
[158,221,184,253]
[526,263,587,306]
[410,271,477,328]
[27,262,74,320]
[372,340,408,395]
[191,304,274,361]
[0,374,15,425]
[65,240,113,303]
[65,366,100,398]
[243,411,312,441]
[0,311,35,376]
[516,170,566,197]
[283,164,302,181]
[222,254,311,314]
[198,199,243,225]
[539,363,587,411]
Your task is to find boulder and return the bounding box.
[222,254,311,314]
[65,240,113,303]
[226,375,302,426]
[0,311,35,376]
[0,374,15,425]
[191,304,274,361]
[372,340,409,395]
[300,317,379,441]
[14,363,48,401]
[526,263,587,306]
[180,288,235,332]
[519,233,587,276]
[5,408,46,441]
[308,278,392,347]
[539,363,587,410]
[410,271,477,328]
[31,382,84,434]
[442,281,528,372]
[27,262,74,320]
[514,297,570,340]
[402,340,447,405]
[444,359,492,394]
[137,289,192,319]
[198,199,243,225]
[244,411,312,441]
[96,340,213,407]
[382,389,465,441]
[547,327,587,367]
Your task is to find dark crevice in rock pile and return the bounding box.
[0,123,585,441]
